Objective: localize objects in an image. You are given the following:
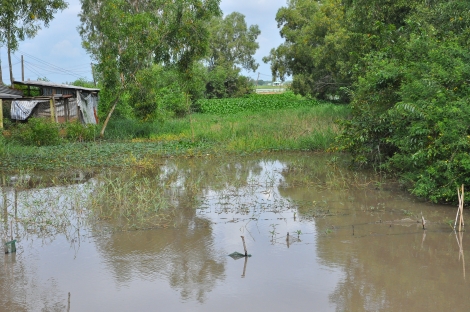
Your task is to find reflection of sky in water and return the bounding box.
[0,158,344,311]
[4,155,464,311]
[194,160,342,311]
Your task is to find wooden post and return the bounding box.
[0,98,3,130]
[49,97,55,122]
[65,98,69,122]
[241,236,248,256]
[52,90,58,123]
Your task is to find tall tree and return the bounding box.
[205,12,260,98]
[78,0,221,133]
[207,12,260,72]
[0,0,68,84]
[263,0,350,100]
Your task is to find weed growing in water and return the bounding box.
[89,170,175,231]
[269,223,279,240]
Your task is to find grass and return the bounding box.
[0,99,350,171]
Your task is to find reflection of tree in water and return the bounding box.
[0,179,89,311]
[278,155,470,311]
[91,156,277,302]
[94,198,226,302]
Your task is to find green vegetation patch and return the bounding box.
[197,92,319,115]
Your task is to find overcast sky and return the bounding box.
[0,0,286,85]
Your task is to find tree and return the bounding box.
[0,0,68,84]
[79,0,221,133]
[263,0,350,100]
[337,0,470,202]
[204,12,260,98]
[207,12,260,72]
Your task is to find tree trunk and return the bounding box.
[7,31,13,85]
[0,47,3,85]
[100,95,120,138]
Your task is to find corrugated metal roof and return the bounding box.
[13,80,100,92]
[0,85,24,96]
[0,93,21,99]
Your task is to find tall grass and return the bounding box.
[180,103,349,152]
[89,170,175,230]
[0,99,350,171]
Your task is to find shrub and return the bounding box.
[9,118,61,146]
[64,121,97,142]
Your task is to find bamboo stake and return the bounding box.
[241,256,248,278]
[240,236,248,256]
[455,185,465,231]
[460,185,465,231]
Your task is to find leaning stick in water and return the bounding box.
[241,236,248,256]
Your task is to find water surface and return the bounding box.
[1,153,468,311]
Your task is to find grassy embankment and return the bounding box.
[0,93,350,171]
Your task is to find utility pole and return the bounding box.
[255,72,260,88]
[21,55,24,81]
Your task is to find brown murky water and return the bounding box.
[1,153,469,311]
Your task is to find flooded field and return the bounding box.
[1,153,469,311]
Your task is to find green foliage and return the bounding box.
[66,78,96,88]
[336,1,470,203]
[198,92,317,115]
[79,0,221,92]
[204,11,260,99]
[0,0,68,82]
[79,0,221,133]
[263,0,351,101]
[103,119,162,140]
[207,12,260,72]
[64,121,97,142]
[204,65,254,99]
[0,102,349,170]
[128,65,186,121]
[9,118,61,146]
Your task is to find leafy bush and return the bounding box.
[103,119,162,140]
[64,121,97,142]
[197,92,319,115]
[337,2,470,203]
[9,118,61,146]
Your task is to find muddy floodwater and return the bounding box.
[1,153,469,311]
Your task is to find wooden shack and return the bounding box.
[7,80,100,125]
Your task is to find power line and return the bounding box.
[15,51,91,79]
